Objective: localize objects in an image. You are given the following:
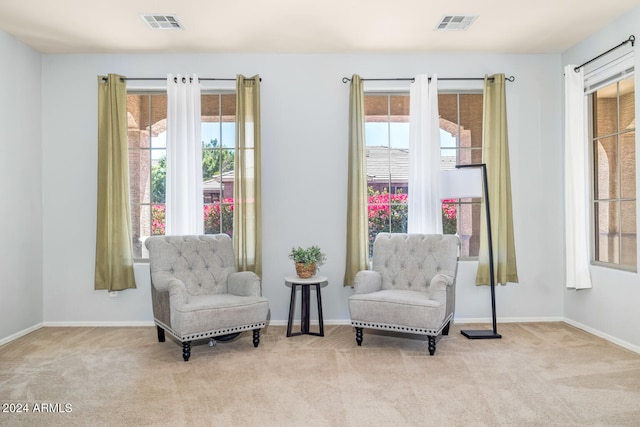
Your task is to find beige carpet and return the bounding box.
[1,322,639,427]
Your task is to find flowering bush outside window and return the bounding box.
[151,198,234,237]
[204,198,234,236]
[151,204,166,235]
[441,199,457,235]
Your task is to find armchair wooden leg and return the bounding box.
[253,329,260,348]
[182,341,192,362]
[156,326,166,342]
[355,327,363,346]
[428,336,436,356]
[442,320,451,336]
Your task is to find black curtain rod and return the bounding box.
[341,76,515,83]
[101,76,261,83]
[574,35,635,73]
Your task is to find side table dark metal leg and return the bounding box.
[301,284,310,334]
[287,283,297,337]
[315,283,324,336]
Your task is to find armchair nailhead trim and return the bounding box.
[156,320,266,342]
[351,312,453,337]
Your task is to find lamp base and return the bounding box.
[461,329,502,339]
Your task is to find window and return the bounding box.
[127,92,236,259]
[590,76,637,269]
[363,92,483,258]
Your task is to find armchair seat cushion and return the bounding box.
[349,290,444,332]
[174,294,269,337]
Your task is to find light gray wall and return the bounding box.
[0,31,43,342]
[562,6,640,350]
[39,52,565,327]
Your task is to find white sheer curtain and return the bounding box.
[166,73,204,235]
[408,74,441,233]
[564,65,592,289]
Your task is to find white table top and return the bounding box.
[284,275,328,286]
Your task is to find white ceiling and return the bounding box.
[0,0,639,54]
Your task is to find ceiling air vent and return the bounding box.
[140,14,184,30]
[434,15,478,31]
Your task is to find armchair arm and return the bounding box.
[151,271,188,306]
[353,270,383,294]
[167,279,188,306]
[228,271,262,296]
[427,273,454,305]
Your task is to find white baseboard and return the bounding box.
[43,321,155,328]
[0,323,44,346]
[563,318,640,355]
[454,316,565,324]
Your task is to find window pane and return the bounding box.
[151,149,166,204]
[457,147,483,166]
[595,201,620,264]
[593,86,618,138]
[459,94,483,148]
[220,122,236,148]
[389,192,408,233]
[390,122,409,150]
[442,199,458,234]
[204,202,223,234]
[368,187,391,256]
[150,203,165,235]
[460,200,481,258]
[129,148,150,205]
[389,95,410,116]
[127,95,150,149]
[438,94,459,128]
[619,77,635,132]
[221,199,234,237]
[365,123,390,148]
[132,204,153,259]
[202,93,220,117]
[364,95,391,117]
[621,131,636,199]
[594,136,618,200]
[202,121,221,153]
[621,200,637,267]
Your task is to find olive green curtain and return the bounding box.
[234,75,262,277]
[343,74,370,287]
[476,74,519,286]
[95,74,136,291]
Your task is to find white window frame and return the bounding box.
[363,90,483,260]
[126,90,236,260]
[584,46,637,271]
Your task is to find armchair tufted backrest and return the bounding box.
[145,234,237,296]
[372,233,459,292]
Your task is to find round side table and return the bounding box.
[285,275,328,337]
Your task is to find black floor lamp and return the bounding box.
[442,164,501,340]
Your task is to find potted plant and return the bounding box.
[288,245,327,278]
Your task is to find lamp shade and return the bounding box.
[439,168,483,199]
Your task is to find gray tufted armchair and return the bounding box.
[348,233,459,355]
[145,234,269,361]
